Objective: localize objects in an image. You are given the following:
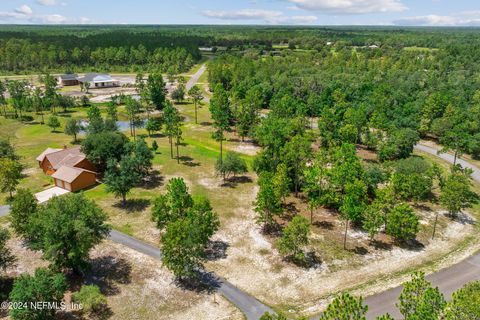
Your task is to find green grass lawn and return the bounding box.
[0,93,257,246]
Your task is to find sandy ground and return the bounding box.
[0,234,243,320]
[230,142,261,156]
[202,178,479,315]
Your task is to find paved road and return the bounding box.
[109,230,272,319]
[186,64,207,91]
[186,64,210,103]
[0,207,272,319]
[363,143,480,319]
[0,205,9,217]
[415,144,480,182]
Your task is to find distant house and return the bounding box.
[36,146,97,192]
[58,74,79,86]
[77,73,120,88]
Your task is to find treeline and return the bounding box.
[0,28,201,73]
[3,26,480,74]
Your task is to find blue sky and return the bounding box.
[0,0,479,26]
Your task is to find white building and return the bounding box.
[77,73,120,88]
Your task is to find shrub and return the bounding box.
[72,285,107,315]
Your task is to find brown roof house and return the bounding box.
[58,74,79,86]
[36,146,97,192]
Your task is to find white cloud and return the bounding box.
[0,4,89,24]
[394,11,480,26]
[286,0,408,14]
[202,9,284,21]
[15,5,33,15]
[35,0,63,6]
[202,9,317,24]
[289,15,318,23]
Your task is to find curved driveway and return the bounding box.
[0,211,272,319]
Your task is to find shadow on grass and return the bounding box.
[149,133,165,138]
[220,175,252,188]
[176,270,220,294]
[0,277,14,316]
[205,240,229,261]
[261,222,283,237]
[86,255,132,296]
[179,156,201,167]
[313,220,335,230]
[349,246,369,256]
[283,251,321,269]
[413,203,433,212]
[113,198,150,213]
[397,239,425,252]
[370,238,393,251]
[448,211,476,225]
[140,170,164,189]
[71,139,84,145]
[200,121,212,126]
[280,202,299,221]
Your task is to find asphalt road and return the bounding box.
[186,64,210,103]
[0,209,272,319]
[0,205,9,217]
[363,143,480,319]
[186,64,207,91]
[109,230,272,319]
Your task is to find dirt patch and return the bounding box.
[205,180,479,316]
[230,142,261,156]
[1,236,242,320]
[90,241,242,320]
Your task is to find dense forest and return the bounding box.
[204,26,480,252]
[2,25,480,73]
[208,37,480,159]
[0,26,202,73]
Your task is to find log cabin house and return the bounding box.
[36,146,97,192]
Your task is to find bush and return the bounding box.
[10,188,37,238]
[46,115,60,132]
[9,268,66,320]
[445,281,480,319]
[391,157,433,202]
[72,285,107,315]
[215,152,248,180]
[379,128,419,161]
[277,215,310,262]
[386,204,419,242]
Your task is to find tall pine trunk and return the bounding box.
[176,136,180,164]
[169,136,174,159]
[432,212,439,239]
[343,220,349,250]
[194,101,198,124]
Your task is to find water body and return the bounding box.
[79,119,146,134]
